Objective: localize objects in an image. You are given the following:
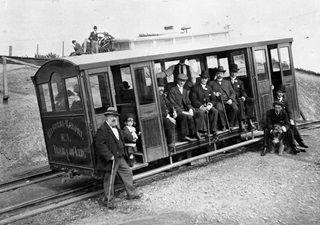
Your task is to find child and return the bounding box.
[123,113,139,167]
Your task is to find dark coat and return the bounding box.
[95,122,133,171]
[168,85,193,114]
[265,109,290,130]
[190,83,218,108]
[274,96,293,120]
[159,93,173,118]
[226,77,247,99]
[209,80,237,103]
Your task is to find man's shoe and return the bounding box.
[195,132,202,140]
[298,141,309,148]
[248,119,256,130]
[211,131,218,137]
[221,126,227,131]
[103,201,116,209]
[183,136,197,142]
[127,195,141,200]
[261,147,267,156]
[240,121,247,132]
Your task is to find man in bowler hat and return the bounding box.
[227,63,256,131]
[95,107,141,209]
[190,70,219,136]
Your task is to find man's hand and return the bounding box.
[189,108,194,116]
[168,117,176,125]
[290,119,295,125]
[200,105,206,111]
[241,96,246,101]
[214,92,221,97]
[281,126,287,132]
[206,103,212,111]
[226,99,232,105]
[111,156,114,160]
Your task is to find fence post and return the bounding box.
[9,46,12,56]
[62,41,64,57]
[2,57,9,102]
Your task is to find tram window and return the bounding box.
[116,66,135,104]
[39,83,52,112]
[188,59,201,77]
[89,73,110,111]
[164,60,179,83]
[51,72,66,111]
[218,57,230,77]
[65,77,82,111]
[280,47,291,72]
[254,50,268,81]
[206,55,219,69]
[233,54,247,77]
[134,66,154,105]
[270,49,280,72]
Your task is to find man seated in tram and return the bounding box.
[209,66,238,131]
[158,58,197,91]
[157,77,176,151]
[274,85,308,149]
[167,73,202,142]
[226,63,256,131]
[70,83,82,110]
[261,101,297,156]
[189,70,219,137]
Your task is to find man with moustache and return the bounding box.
[95,107,141,209]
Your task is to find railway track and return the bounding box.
[0,121,318,225]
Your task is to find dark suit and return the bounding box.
[209,80,238,127]
[159,93,175,145]
[95,122,138,201]
[275,96,304,145]
[263,108,295,149]
[168,85,199,140]
[226,77,255,121]
[190,83,219,132]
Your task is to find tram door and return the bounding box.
[252,46,273,124]
[278,44,299,119]
[131,62,166,162]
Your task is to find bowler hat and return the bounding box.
[200,70,210,78]
[123,81,130,89]
[217,66,226,73]
[177,73,188,81]
[230,64,240,72]
[275,85,286,93]
[273,101,284,107]
[157,77,165,87]
[93,26,97,29]
[72,40,76,44]
[104,107,120,116]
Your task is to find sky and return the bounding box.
[1,0,320,72]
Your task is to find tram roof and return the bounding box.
[63,35,293,70]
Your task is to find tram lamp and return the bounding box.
[181,25,191,33]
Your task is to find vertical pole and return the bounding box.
[9,46,12,56]
[62,41,64,57]
[37,44,39,56]
[2,57,9,101]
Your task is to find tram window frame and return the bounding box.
[65,77,82,111]
[254,49,268,81]
[134,66,155,105]
[51,72,67,112]
[270,48,280,72]
[89,73,111,114]
[280,46,291,75]
[38,83,53,112]
[232,53,248,77]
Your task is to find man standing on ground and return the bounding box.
[95,107,141,209]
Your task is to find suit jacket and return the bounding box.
[159,93,173,118]
[209,79,236,103]
[95,122,133,171]
[265,109,290,130]
[168,85,193,114]
[190,83,218,108]
[274,96,293,120]
[226,77,247,99]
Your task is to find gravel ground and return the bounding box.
[10,127,319,225]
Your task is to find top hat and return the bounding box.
[200,70,210,78]
[177,73,188,81]
[157,77,165,87]
[273,101,284,107]
[230,64,240,72]
[104,107,120,116]
[275,85,286,93]
[93,26,97,29]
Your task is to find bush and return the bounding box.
[35,52,60,59]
